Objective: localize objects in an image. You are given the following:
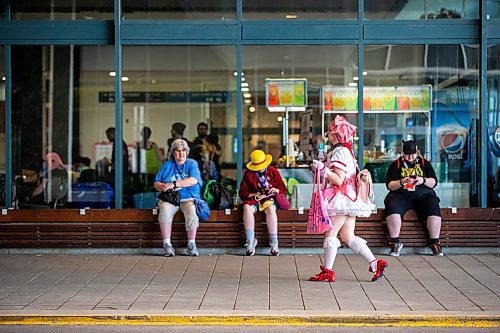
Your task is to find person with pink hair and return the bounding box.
[309,115,388,283]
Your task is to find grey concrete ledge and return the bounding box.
[1,246,499,255]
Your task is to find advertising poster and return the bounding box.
[266,78,307,111]
[321,85,432,112]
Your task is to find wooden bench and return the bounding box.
[0,208,498,249]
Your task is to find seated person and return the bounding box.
[154,139,202,257]
[384,140,443,256]
[239,149,288,256]
[31,152,69,207]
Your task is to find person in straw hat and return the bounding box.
[309,115,387,282]
[239,149,287,256]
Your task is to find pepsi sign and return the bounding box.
[441,132,466,154]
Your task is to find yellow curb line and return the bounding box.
[0,315,499,327]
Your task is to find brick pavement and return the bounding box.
[0,253,498,326]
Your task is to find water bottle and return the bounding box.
[318,143,325,161]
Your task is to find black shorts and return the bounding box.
[384,189,441,220]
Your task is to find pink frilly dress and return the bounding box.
[324,146,376,217]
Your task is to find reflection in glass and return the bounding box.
[122,46,237,206]
[486,45,500,207]
[243,0,357,19]
[11,0,114,20]
[365,0,479,19]
[242,45,358,166]
[488,0,500,18]
[363,44,479,208]
[11,45,115,209]
[122,0,236,20]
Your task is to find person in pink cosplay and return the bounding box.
[309,115,388,282]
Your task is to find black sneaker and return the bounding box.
[389,242,403,257]
[430,242,444,256]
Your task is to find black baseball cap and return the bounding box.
[402,140,417,154]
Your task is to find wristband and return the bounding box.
[422,177,426,185]
[173,180,177,189]
[399,180,404,187]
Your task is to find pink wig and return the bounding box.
[328,115,357,144]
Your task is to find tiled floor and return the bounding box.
[0,254,498,313]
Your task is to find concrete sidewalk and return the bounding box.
[0,253,499,327]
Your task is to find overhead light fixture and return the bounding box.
[348,82,357,87]
[353,76,359,81]
[243,93,252,98]
[241,77,246,82]
[151,80,157,84]
[242,87,250,92]
[249,106,256,112]
[277,116,283,122]
[1,76,5,81]
[241,82,249,87]
[233,71,238,76]
[122,76,129,81]
[244,99,251,104]
[109,71,116,77]
[285,14,298,19]
[363,71,368,76]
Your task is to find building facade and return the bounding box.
[0,0,499,209]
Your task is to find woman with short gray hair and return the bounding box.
[154,139,202,256]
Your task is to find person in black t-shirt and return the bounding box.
[384,140,443,257]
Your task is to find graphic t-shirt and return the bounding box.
[385,156,438,193]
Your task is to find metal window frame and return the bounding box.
[0,0,497,208]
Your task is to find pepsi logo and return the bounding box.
[442,132,465,153]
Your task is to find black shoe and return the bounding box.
[430,242,444,256]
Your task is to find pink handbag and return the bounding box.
[307,168,333,234]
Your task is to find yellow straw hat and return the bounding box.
[246,150,272,171]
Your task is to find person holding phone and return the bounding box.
[384,140,443,256]
[239,149,288,256]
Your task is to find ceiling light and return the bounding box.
[122,76,129,81]
[285,14,298,19]
[151,80,157,84]
[353,76,359,81]
[241,82,249,87]
[242,87,249,92]
[233,71,238,76]
[244,99,252,104]
[277,117,283,122]
[241,77,246,82]
[243,93,252,98]
[249,106,256,112]
[363,71,368,76]
[1,76,5,81]
[109,71,116,77]
[348,82,357,87]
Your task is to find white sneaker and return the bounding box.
[186,243,199,256]
[245,238,258,256]
[269,241,280,256]
[163,244,175,257]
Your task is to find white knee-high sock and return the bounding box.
[348,236,376,269]
[323,237,340,270]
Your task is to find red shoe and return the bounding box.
[369,259,388,282]
[309,265,335,282]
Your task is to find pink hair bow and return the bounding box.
[328,115,357,144]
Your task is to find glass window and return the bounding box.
[488,0,500,18]
[242,45,358,208]
[122,1,236,20]
[0,46,4,203]
[486,45,500,207]
[11,45,115,209]
[11,0,114,20]
[122,46,237,207]
[363,44,479,208]
[365,0,479,19]
[243,0,357,19]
